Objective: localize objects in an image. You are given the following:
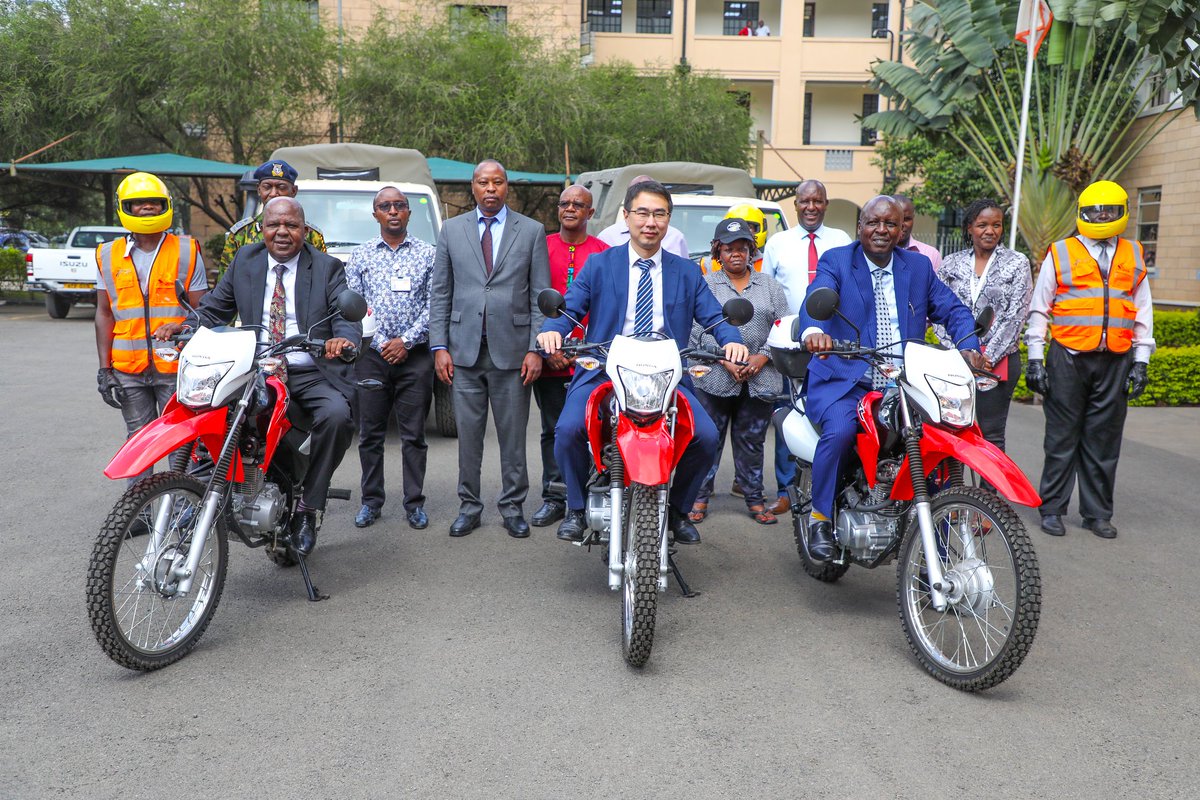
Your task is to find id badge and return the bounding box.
[391,276,412,292]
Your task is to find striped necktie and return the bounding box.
[634,258,654,335]
[872,268,894,389]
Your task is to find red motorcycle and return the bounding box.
[86,290,366,671]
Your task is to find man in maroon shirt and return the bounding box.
[531,185,609,527]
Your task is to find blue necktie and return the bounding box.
[872,268,894,389]
[634,258,654,334]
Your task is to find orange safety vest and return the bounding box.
[97,235,199,374]
[1048,236,1147,354]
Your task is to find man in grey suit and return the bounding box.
[182,197,359,556]
[430,160,551,538]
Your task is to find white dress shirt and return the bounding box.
[1025,235,1155,363]
[761,223,853,314]
[622,247,665,336]
[262,252,316,369]
[598,219,690,261]
[475,204,507,265]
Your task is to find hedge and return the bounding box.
[1153,309,1200,348]
[0,247,24,287]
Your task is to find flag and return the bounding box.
[1015,0,1053,57]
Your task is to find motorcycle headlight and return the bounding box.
[617,367,673,414]
[178,361,234,409]
[926,376,974,427]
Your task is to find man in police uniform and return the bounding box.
[216,159,326,279]
[1025,180,1155,540]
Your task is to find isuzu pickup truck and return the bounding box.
[25,226,125,318]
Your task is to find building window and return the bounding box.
[636,0,672,34]
[1137,187,1160,276]
[803,2,815,37]
[861,93,879,146]
[723,2,759,36]
[803,92,813,146]
[871,3,889,36]
[449,5,507,31]
[587,0,623,33]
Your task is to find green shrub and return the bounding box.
[1014,345,1200,406]
[0,247,25,286]
[1153,309,1200,348]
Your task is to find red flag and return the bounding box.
[1015,0,1053,56]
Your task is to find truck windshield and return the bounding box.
[293,189,439,248]
[72,230,125,248]
[670,204,788,259]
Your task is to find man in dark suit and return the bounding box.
[799,195,982,561]
[537,180,748,545]
[190,196,359,556]
[429,160,551,539]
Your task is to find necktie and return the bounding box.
[1097,240,1111,277]
[872,268,894,389]
[481,216,495,276]
[807,232,818,283]
[270,264,288,383]
[634,258,654,335]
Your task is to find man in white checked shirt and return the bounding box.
[538,180,749,545]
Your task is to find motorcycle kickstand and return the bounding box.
[295,552,328,602]
[667,547,700,598]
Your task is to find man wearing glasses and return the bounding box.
[345,186,437,531]
[538,180,748,545]
[597,174,691,259]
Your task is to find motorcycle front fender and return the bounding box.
[891,423,1041,507]
[104,399,231,481]
[616,417,674,486]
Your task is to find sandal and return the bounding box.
[748,504,777,525]
[688,503,708,524]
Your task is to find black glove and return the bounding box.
[1025,359,1050,397]
[97,367,123,409]
[1127,362,1149,400]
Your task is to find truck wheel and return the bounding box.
[45,292,71,319]
[433,380,457,438]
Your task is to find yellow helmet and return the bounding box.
[116,172,173,235]
[1077,180,1128,240]
[726,203,766,249]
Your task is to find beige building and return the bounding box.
[322,0,901,232]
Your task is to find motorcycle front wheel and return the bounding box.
[621,483,661,668]
[87,472,228,671]
[897,487,1040,691]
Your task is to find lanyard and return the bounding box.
[566,245,576,288]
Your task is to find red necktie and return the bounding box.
[807,232,818,283]
[481,217,495,276]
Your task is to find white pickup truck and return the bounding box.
[25,226,126,318]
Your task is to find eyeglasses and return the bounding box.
[629,208,670,221]
[376,201,409,212]
[558,200,589,210]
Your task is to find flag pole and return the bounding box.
[1010,3,1039,251]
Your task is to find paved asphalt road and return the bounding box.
[2,302,1197,799]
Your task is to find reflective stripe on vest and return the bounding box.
[97,235,197,373]
[1049,236,1142,353]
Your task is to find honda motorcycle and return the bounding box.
[769,287,1041,691]
[538,289,752,667]
[86,290,367,671]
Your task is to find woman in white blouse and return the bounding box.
[934,199,1033,450]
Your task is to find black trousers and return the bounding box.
[532,373,569,501]
[287,367,356,511]
[355,345,433,513]
[976,350,1022,451]
[1039,341,1132,522]
[694,386,774,506]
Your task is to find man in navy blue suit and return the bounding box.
[799,195,983,561]
[537,181,749,545]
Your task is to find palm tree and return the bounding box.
[866,0,1199,261]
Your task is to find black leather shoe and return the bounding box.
[503,515,530,539]
[808,519,836,562]
[1083,518,1118,539]
[1040,514,1066,536]
[291,511,318,557]
[531,500,566,527]
[354,504,380,528]
[557,509,587,543]
[449,513,481,537]
[406,507,428,530]
[668,508,701,545]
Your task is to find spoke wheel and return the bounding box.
[897,487,1040,691]
[792,464,849,582]
[87,472,228,671]
[621,483,661,668]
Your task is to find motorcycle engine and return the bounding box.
[231,468,287,535]
[835,474,901,560]
[585,484,611,541]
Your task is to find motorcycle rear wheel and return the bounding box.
[621,483,661,668]
[87,472,228,671]
[792,464,849,583]
[897,487,1040,691]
